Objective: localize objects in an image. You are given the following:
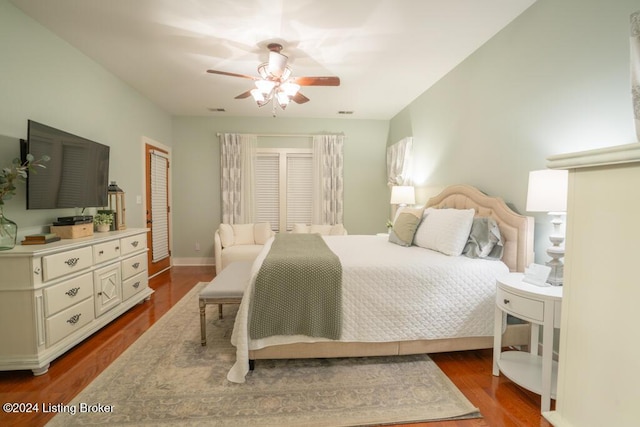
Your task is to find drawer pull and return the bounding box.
[133,281,140,289]
[131,241,139,248]
[34,267,41,275]
[99,250,104,255]
[66,314,81,325]
[115,246,120,251]
[503,299,510,305]
[65,287,80,297]
[132,262,140,269]
[64,258,80,267]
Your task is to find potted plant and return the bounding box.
[94,212,114,232]
[0,154,50,250]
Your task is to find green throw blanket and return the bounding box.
[249,233,342,340]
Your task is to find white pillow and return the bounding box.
[254,222,272,244]
[218,224,234,248]
[232,224,255,245]
[414,208,475,256]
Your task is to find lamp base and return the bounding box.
[546,246,564,286]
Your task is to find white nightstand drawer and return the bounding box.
[43,272,93,316]
[497,287,544,322]
[122,272,148,301]
[93,240,121,264]
[42,247,93,282]
[120,234,147,256]
[46,297,94,346]
[122,253,147,280]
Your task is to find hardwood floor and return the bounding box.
[0,266,551,427]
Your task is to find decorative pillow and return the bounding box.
[389,207,424,247]
[231,224,255,245]
[292,223,310,233]
[463,217,504,260]
[218,223,234,248]
[254,222,273,245]
[414,208,475,256]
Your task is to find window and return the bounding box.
[255,148,312,232]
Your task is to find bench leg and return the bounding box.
[199,300,207,346]
[218,303,223,319]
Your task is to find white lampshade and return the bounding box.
[390,185,415,205]
[526,169,568,213]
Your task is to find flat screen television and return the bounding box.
[23,120,110,210]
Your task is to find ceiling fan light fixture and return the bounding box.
[280,67,292,81]
[281,82,300,96]
[250,88,265,103]
[255,79,276,94]
[257,63,269,79]
[276,91,290,108]
[268,51,288,77]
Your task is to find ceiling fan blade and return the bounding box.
[291,76,340,86]
[291,92,310,104]
[207,69,257,80]
[234,90,252,99]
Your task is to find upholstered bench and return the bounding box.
[199,261,252,346]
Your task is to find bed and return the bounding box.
[227,184,534,383]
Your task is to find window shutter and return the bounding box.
[150,150,169,262]
[286,153,313,231]
[255,154,280,231]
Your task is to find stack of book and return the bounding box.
[21,233,62,245]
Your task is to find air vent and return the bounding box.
[208,108,226,112]
[338,110,354,115]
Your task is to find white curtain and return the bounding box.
[386,137,413,186]
[312,135,344,225]
[631,11,640,141]
[219,133,256,224]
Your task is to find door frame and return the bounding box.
[141,136,172,278]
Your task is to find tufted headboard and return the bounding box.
[425,184,534,272]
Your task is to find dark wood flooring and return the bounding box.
[0,266,551,427]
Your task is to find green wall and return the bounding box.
[0,0,172,236]
[3,0,638,267]
[171,116,389,263]
[388,0,639,262]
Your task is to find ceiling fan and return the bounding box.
[207,43,340,113]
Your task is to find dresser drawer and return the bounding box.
[42,247,93,282]
[496,287,544,323]
[93,240,121,264]
[120,234,147,256]
[122,272,148,301]
[122,253,147,280]
[46,297,94,346]
[43,272,93,316]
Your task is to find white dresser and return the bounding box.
[543,144,640,427]
[0,228,152,375]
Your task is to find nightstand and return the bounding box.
[492,273,562,412]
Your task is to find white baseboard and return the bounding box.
[172,257,215,266]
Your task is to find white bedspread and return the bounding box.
[227,235,508,383]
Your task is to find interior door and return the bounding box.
[144,143,171,277]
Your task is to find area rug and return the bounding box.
[47,282,481,426]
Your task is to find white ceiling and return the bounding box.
[11,0,536,120]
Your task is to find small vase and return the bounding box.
[96,224,110,232]
[0,207,18,251]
